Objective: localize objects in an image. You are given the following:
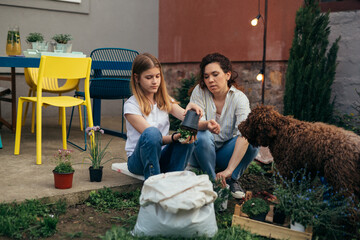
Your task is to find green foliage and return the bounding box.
[101,226,268,240]
[246,161,266,175]
[283,0,340,123]
[26,32,44,43]
[273,168,355,238]
[85,126,119,169]
[86,187,140,212]
[0,199,66,239]
[170,74,198,130]
[52,33,72,44]
[53,149,74,173]
[241,198,270,218]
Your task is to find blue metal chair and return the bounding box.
[67,48,139,149]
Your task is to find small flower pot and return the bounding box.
[290,221,305,232]
[89,166,103,182]
[181,110,200,131]
[53,170,74,189]
[250,213,267,222]
[273,207,286,225]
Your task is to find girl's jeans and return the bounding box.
[189,130,259,180]
[127,127,195,180]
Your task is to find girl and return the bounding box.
[189,53,259,199]
[124,53,218,179]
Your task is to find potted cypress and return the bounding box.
[53,149,75,189]
[85,126,116,182]
[241,197,270,222]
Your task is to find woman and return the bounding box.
[124,53,218,180]
[189,53,259,199]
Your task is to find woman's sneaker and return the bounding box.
[227,178,245,199]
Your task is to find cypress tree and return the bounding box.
[283,0,340,123]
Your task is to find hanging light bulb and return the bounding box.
[256,70,264,81]
[251,14,261,26]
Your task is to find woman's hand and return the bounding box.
[172,132,196,144]
[207,119,220,134]
[216,169,232,188]
[185,102,203,118]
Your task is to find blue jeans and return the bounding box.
[127,127,195,180]
[189,130,259,180]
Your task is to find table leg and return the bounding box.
[11,67,16,132]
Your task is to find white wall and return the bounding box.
[329,10,360,114]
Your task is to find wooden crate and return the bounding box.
[232,192,312,240]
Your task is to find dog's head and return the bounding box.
[239,105,283,147]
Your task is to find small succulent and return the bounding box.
[52,34,72,44]
[26,32,44,43]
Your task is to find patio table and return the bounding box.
[0,56,40,132]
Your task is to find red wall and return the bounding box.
[159,0,303,63]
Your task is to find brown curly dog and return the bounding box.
[238,105,360,198]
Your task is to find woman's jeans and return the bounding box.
[189,130,259,180]
[127,127,195,180]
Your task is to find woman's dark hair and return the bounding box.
[198,52,239,89]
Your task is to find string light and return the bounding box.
[251,14,261,26]
[256,70,264,81]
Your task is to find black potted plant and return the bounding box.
[85,126,116,182]
[241,197,270,222]
[176,110,199,142]
[53,149,75,189]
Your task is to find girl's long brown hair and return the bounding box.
[130,53,172,116]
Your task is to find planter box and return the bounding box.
[232,192,312,240]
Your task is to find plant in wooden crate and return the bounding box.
[273,168,355,238]
[85,126,116,182]
[53,149,75,189]
[241,197,270,222]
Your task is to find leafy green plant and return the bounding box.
[86,187,140,212]
[0,199,66,239]
[53,149,74,173]
[241,198,270,218]
[177,127,197,142]
[246,161,266,175]
[273,168,355,238]
[52,33,72,44]
[85,126,118,169]
[26,32,44,43]
[283,0,340,123]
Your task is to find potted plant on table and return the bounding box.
[26,32,47,51]
[241,197,270,222]
[52,33,72,53]
[85,126,116,182]
[53,149,75,189]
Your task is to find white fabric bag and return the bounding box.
[132,171,218,238]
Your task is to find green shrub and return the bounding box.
[241,198,270,218]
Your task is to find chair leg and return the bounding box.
[36,101,42,165]
[14,98,24,155]
[61,107,67,150]
[22,89,33,126]
[93,98,101,126]
[0,134,2,149]
[31,90,36,133]
[67,104,87,151]
[58,93,62,125]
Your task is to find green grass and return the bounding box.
[0,199,66,239]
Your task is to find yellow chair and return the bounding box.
[14,56,94,164]
[23,67,83,133]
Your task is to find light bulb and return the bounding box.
[251,18,259,26]
[256,73,264,81]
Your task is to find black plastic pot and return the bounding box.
[273,207,286,225]
[250,212,267,222]
[89,166,103,182]
[181,110,200,131]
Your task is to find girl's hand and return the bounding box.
[216,169,232,188]
[207,119,220,134]
[185,102,203,118]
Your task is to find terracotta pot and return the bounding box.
[53,170,74,189]
[89,166,103,182]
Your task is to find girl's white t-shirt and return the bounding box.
[124,95,170,157]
